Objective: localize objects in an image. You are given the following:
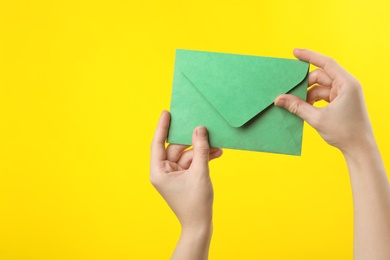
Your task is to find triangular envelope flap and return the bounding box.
[176,49,309,127]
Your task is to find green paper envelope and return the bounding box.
[167,49,309,155]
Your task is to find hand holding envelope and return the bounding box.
[168,50,309,155]
[153,49,390,259]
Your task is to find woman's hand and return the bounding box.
[150,110,222,260]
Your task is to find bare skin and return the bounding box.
[150,111,222,260]
[150,49,390,259]
[275,49,390,260]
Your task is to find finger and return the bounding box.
[189,126,210,174]
[308,68,333,87]
[307,85,331,104]
[177,148,222,169]
[294,48,347,80]
[151,110,170,164]
[209,148,223,161]
[274,94,321,127]
[166,144,190,162]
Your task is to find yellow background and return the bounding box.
[0,0,389,259]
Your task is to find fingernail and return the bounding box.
[197,126,207,137]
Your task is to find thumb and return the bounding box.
[274,94,319,125]
[190,126,210,173]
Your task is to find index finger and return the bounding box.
[293,48,347,80]
[151,110,170,163]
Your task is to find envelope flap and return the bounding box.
[175,49,309,127]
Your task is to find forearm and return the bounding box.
[171,224,213,260]
[343,137,390,260]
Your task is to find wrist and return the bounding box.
[339,131,378,161]
[181,222,213,241]
[341,134,386,179]
[171,222,213,260]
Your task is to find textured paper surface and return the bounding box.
[168,49,309,155]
